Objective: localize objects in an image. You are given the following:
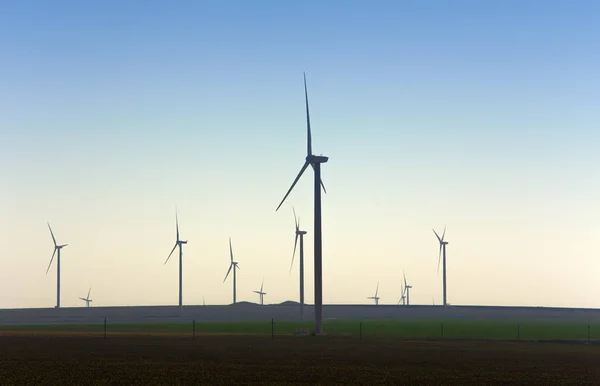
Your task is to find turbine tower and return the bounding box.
[79,287,92,307]
[403,271,412,305]
[253,277,267,305]
[46,222,67,309]
[290,207,307,320]
[433,226,449,306]
[276,73,328,334]
[164,210,187,307]
[367,282,380,305]
[223,238,240,304]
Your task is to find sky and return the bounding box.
[1,1,599,309]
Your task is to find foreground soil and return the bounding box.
[1,334,599,385]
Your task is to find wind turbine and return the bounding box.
[223,238,240,304]
[367,282,380,305]
[164,210,187,307]
[403,271,412,306]
[79,287,92,307]
[433,226,449,306]
[290,207,307,319]
[398,279,406,305]
[253,277,267,305]
[46,222,67,309]
[276,73,328,334]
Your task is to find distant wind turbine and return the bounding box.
[79,287,92,308]
[276,73,328,334]
[46,222,67,309]
[290,207,307,319]
[403,271,412,306]
[223,238,240,304]
[253,277,267,305]
[164,209,187,307]
[433,226,449,306]
[398,277,406,305]
[367,282,380,305]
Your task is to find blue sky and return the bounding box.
[1,1,599,308]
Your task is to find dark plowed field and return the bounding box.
[1,334,599,384]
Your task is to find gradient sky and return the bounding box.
[1,1,599,309]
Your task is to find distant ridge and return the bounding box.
[279,300,300,306]
[229,301,257,306]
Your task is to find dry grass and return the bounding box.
[1,333,599,384]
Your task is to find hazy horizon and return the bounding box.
[1,1,599,309]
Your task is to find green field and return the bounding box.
[2,319,600,342]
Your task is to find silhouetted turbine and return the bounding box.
[290,207,307,320]
[164,209,187,307]
[223,238,240,304]
[433,226,449,306]
[46,222,67,309]
[79,287,92,308]
[253,277,267,305]
[276,73,328,333]
[367,282,380,305]
[403,271,412,305]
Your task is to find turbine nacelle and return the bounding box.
[307,154,329,164]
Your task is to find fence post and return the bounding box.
[193,320,196,340]
[271,319,274,340]
[441,322,444,340]
[104,317,107,339]
[517,324,520,341]
[360,321,362,340]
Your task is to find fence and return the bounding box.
[0,319,598,343]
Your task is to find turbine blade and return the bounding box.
[79,297,87,301]
[375,282,379,297]
[253,291,260,294]
[47,222,57,247]
[441,225,446,241]
[304,72,312,157]
[276,161,310,212]
[310,163,327,193]
[176,209,180,242]
[433,228,442,243]
[437,245,442,274]
[260,277,264,292]
[45,248,57,275]
[223,264,233,283]
[87,287,91,299]
[164,243,177,265]
[229,238,234,262]
[293,207,299,231]
[290,233,299,274]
